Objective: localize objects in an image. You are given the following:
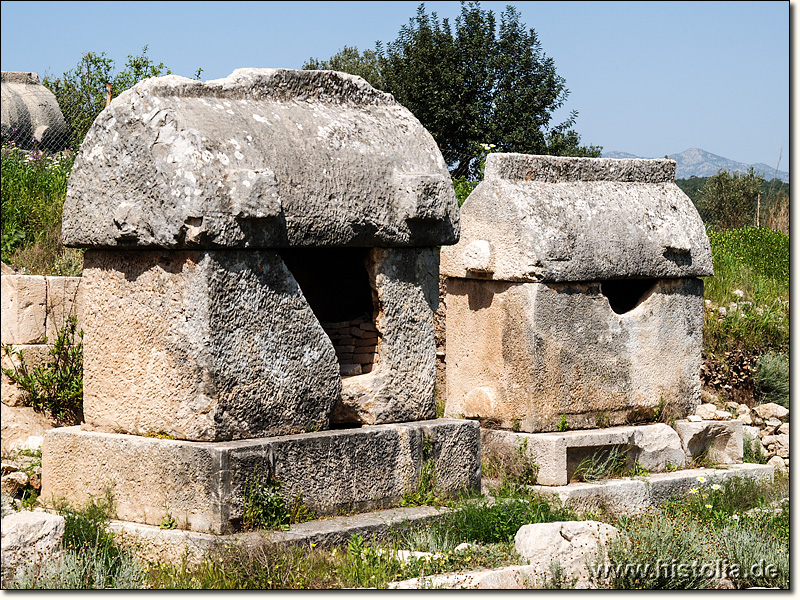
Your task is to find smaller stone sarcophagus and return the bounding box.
[441,153,714,433]
[61,69,460,441]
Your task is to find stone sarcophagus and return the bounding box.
[441,153,713,433]
[44,70,480,532]
[61,69,460,441]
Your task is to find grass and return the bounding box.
[1,141,82,275]
[701,226,789,406]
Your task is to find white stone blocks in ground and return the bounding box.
[673,419,743,464]
[481,424,686,487]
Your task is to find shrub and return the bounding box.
[2,316,83,425]
[753,351,789,408]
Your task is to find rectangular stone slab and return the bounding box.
[481,424,686,486]
[41,419,480,534]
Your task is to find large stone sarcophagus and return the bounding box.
[441,153,714,433]
[61,69,460,441]
[43,70,480,532]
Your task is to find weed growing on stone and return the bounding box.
[241,468,315,531]
[572,446,628,482]
[2,316,83,425]
[742,434,768,464]
[557,414,569,432]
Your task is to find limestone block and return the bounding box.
[481,424,685,487]
[43,276,83,341]
[444,277,704,432]
[41,419,480,534]
[767,455,787,473]
[334,248,439,425]
[62,69,458,250]
[0,471,28,495]
[777,422,789,435]
[1,344,54,407]
[1,511,65,586]
[441,154,712,283]
[1,275,47,345]
[753,403,789,420]
[81,249,341,441]
[515,521,619,589]
[674,419,743,464]
[390,564,541,589]
[1,404,57,455]
[694,403,718,420]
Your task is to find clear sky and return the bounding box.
[0,0,790,169]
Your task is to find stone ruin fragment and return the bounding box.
[441,153,714,433]
[61,68,460,441]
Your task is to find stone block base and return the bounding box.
[41,419,480,534]
[481,424,686,486]
[673,419,743,464]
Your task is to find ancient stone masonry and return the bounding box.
[441,153,714,433]
[43,69,477,531]
[59,68,460,440]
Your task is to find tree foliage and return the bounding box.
[42,46,172,150]
[697,167,766,230]
[303,2,600,178]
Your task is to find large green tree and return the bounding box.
[42,46,175,150]
[304,2,600,178]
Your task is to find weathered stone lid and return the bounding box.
[1,71,68,151]
[62,69,459,249]
[441,153,713,282]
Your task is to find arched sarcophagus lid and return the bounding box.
[62,68,459,249]
[1,71,69,151]
[441,153,713,283]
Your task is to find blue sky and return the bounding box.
[1,1,790,169]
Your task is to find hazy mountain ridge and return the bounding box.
[601,148,789,183]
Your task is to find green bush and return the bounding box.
[2,316,83,425]
[753,351,789,407]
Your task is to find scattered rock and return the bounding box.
[514,521,619,589]
[0,472,29,496]
[714,410,732,420]
[777,423,789,435]
[686,415,703,423]
[767,455,787,473]
[753,403,788,420]
[1,511,66,586]
[694,403,718,420]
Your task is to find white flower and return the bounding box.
[689,488,699,495]
[732,514,740,521]
[697,476,706,483]
[705,504,713,509]
[711,484,721,490]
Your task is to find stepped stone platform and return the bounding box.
[101,463,773,571]
[41,419,480,534]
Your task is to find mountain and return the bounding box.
[601,148,789,183]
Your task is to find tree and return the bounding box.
[42,46,172,150]
[303,2,600,178]
[697,167,765,230]
[304,45,383,89]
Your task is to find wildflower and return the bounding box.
[689,488,698,495]
[711,484,721,490]
[705,504,713,509]
[732,514,740,521]
[697,476,706,483]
